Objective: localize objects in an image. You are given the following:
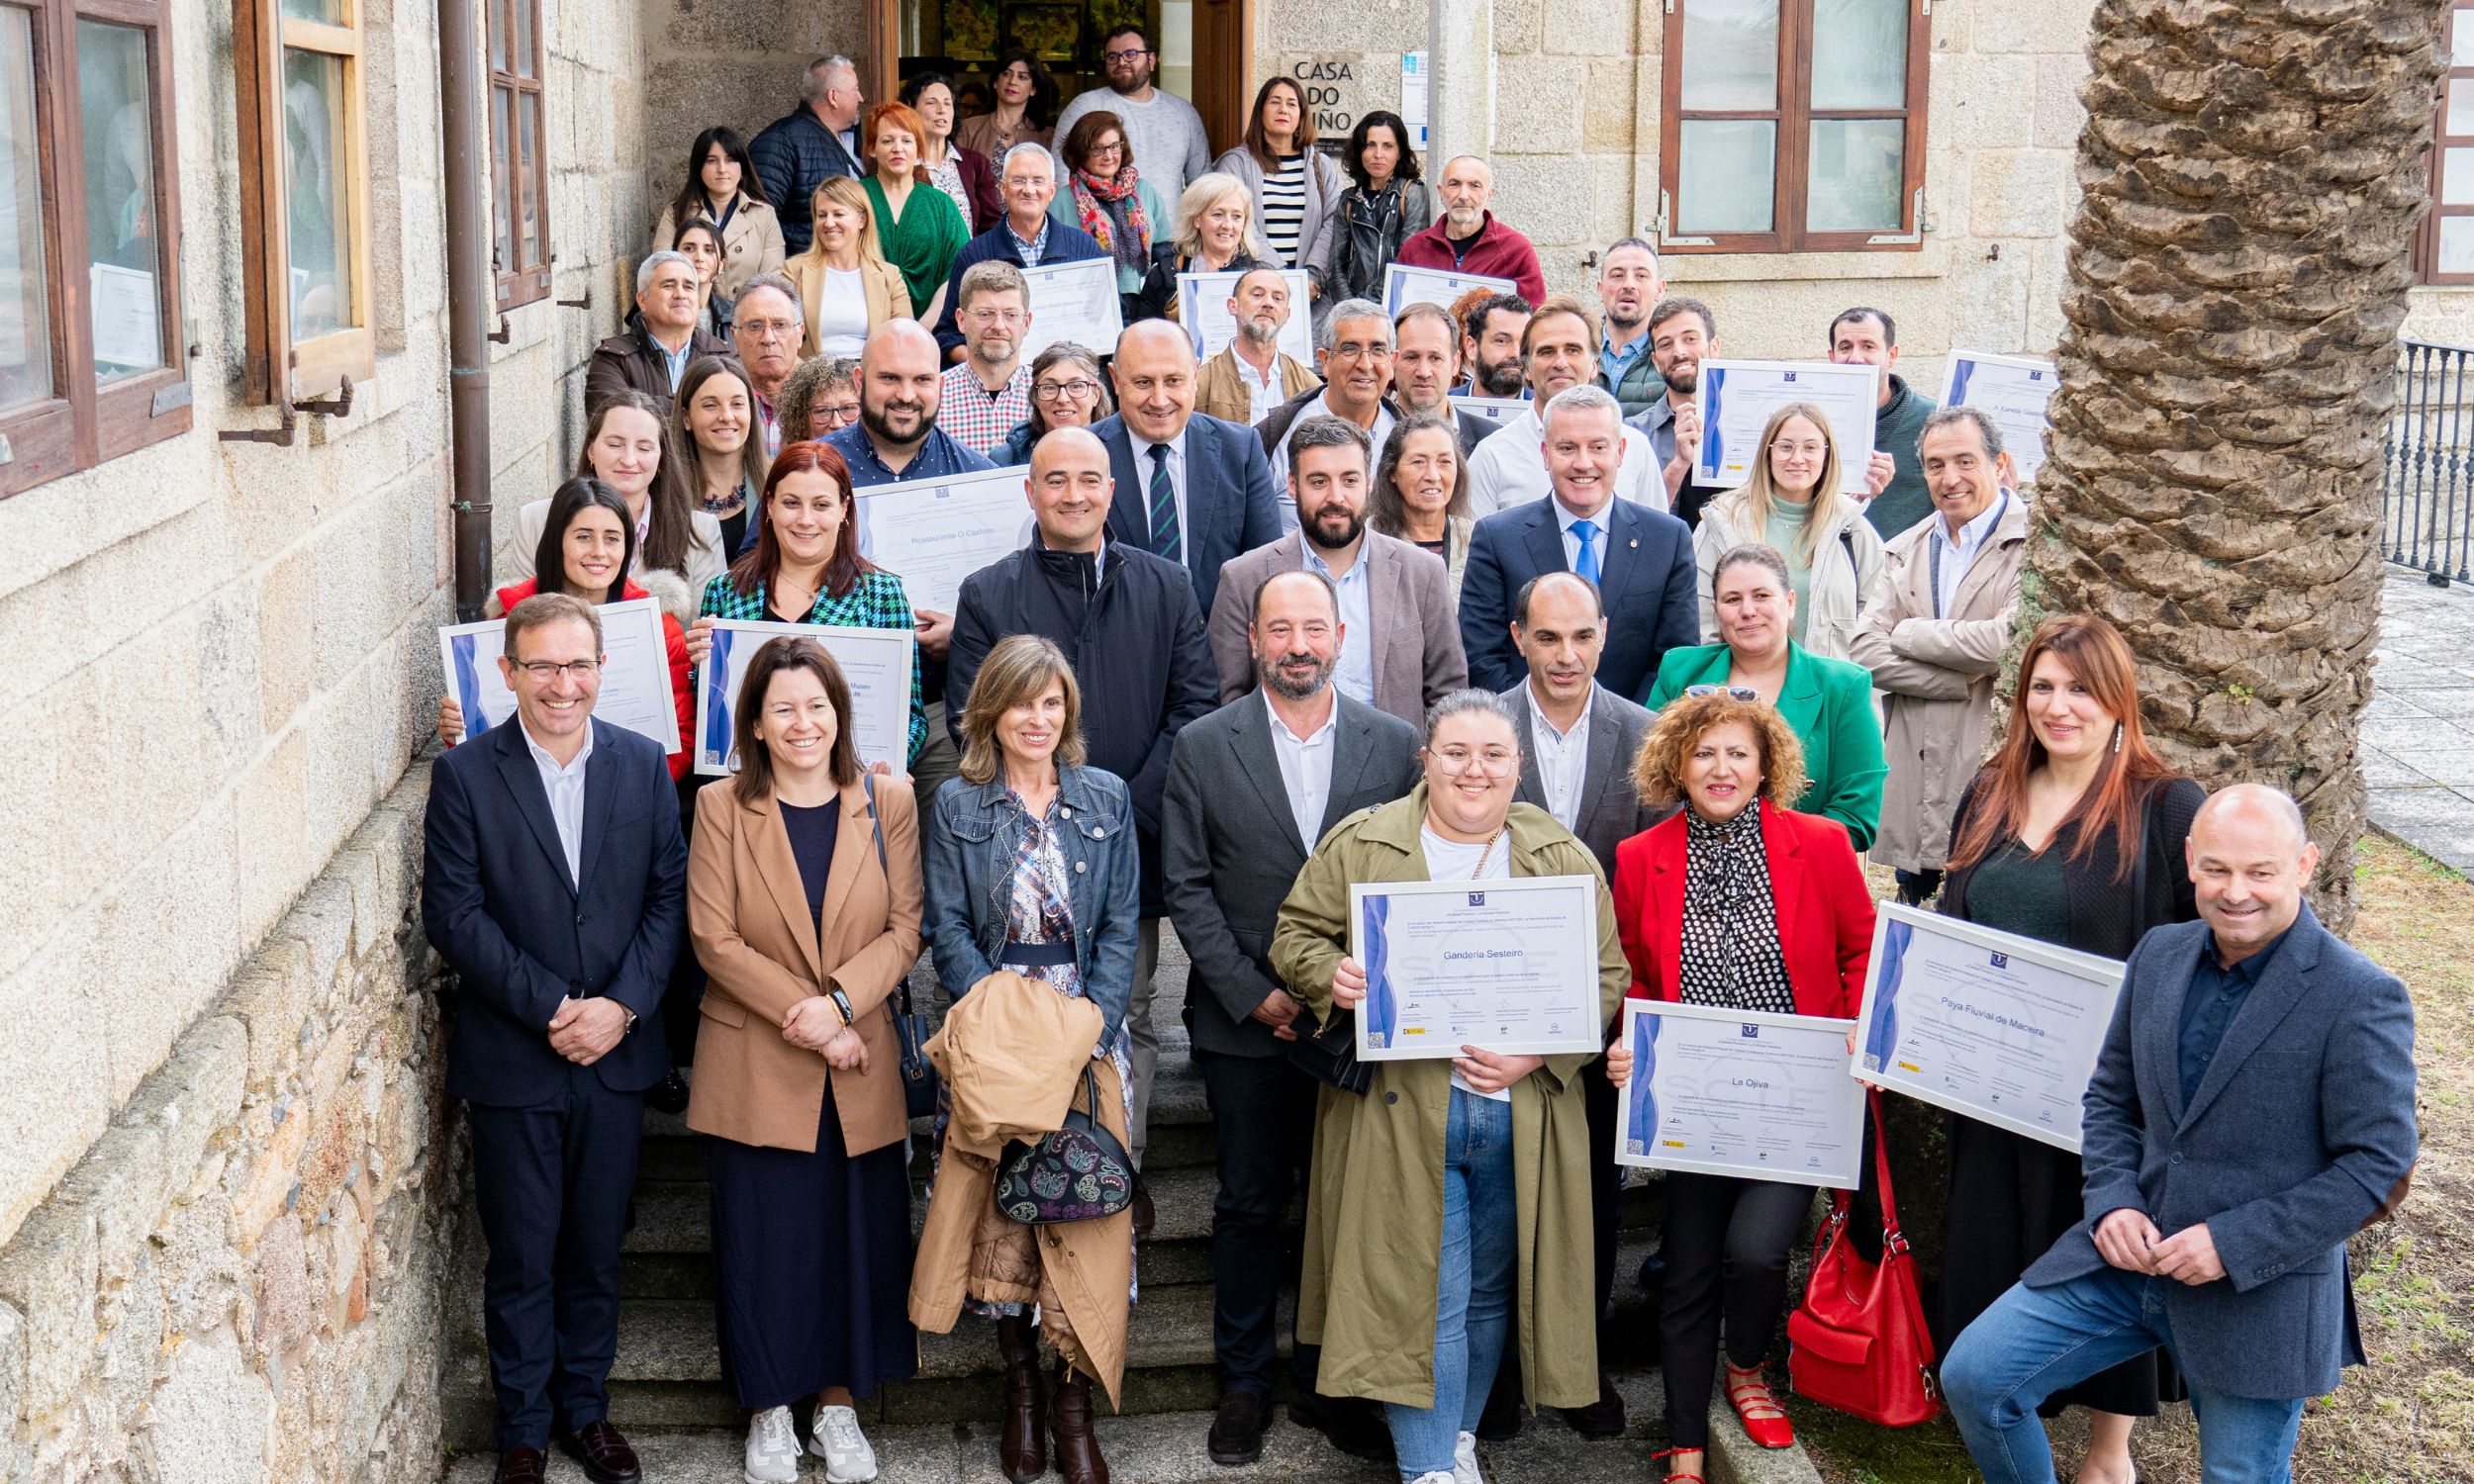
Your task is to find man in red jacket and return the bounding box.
[1393,155,1547,309]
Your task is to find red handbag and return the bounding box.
[1786,1090,1941,1427]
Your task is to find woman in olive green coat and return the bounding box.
[1647,541,1887,851]
[1270,690,1629,1483]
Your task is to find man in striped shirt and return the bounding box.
[937,261,1036,456]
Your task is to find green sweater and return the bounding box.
[1864,374,1939,539]
[1645,640,1888,851]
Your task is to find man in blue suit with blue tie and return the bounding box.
[1943,785,2420,1484]
[1096,320,1285,621]
[1458,384,1697,701]
[423,594,687,1484]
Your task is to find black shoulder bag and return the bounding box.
[862,775,941,1121]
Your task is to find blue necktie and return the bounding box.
[1572,518,1601,585]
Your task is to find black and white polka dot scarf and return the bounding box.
[1678,800,1798,1015]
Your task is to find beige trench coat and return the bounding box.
[1268,788,1630,1413]
[1846,493,2032,872]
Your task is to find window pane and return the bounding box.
[2450,78,2474,139]
[2442,216,2474,276]
[2446,144,2474,206]
[1680,0,1779,111]
[1677,119,1775,233]
[523,94,547,270]
[283,0,343,22]
[515,0,536,78]
[79,21,167,382]
[0,9,48,410]
[491,86,513,275]
[2456,9,2474,67]
[282,47,355,337]
[1810,0,1907,110]
[488,0,508,71]
[1807,119,1905,232]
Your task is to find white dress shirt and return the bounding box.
[1266,691,1340,849]
[1234,348,1286,425]
[1553,496,1617,578]
[521,717,595,887]
[1419,823,1515,1102]
[1465,407,1666,517]
[1525,681,1593,831]
[1927,490,2011,618]
[1130,425,1192,555]
[1269,391,1395,523]
[1304,541,1377,706]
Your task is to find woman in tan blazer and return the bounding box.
[787,175,912,360]
[686,635,922,1484]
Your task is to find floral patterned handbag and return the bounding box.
[993,1066,1135,1225]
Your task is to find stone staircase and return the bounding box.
[439,933,1816,1483]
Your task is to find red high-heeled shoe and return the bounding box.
[1652,1445,1707,1483]
[1725,1365,1795,1450]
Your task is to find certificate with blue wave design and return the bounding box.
[1614,1000,1862,1187]
[1348,876,1603,1061]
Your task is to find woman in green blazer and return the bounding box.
[1647,541,1887,850]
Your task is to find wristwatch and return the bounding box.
[622,1006,639,1035]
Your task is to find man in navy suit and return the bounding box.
[1097,319,1285,622]
[422,594,687,1484]
[1944,785,2419,1484]
[1457,385,1696,701]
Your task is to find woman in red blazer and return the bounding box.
[1606,689,1875,1484]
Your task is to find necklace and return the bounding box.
[1469,822,1507,879]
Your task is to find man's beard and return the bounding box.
[1109,67,1152,95]
[1306,508,1365,551]
[1661,364,1698,397]
[1475,354,1525,398]
[1238,316,1282,348]
[862,398,930,445]
[1261,651,1333,699]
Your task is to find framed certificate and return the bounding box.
[1177,267,1312,364]
[439,598,681,753]
[1450,394,1528,427]
[1615,1001,1863,1187]
[851,466,1036,614]
[1018,258,1125,361]
[1692,358,1879,497]
[694,621,915,776]
[1382,262,1516,318]
[1851,903,2128,1153]
[1350,875,1604,1061]
[1940,349,2056,485]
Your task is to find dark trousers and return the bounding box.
[466,1066,646,1452]
[1195,1045,1320,1394]
[1658,1171,1816,1449]
[1584,1059,1621,1336]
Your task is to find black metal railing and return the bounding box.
[2386,339,2474,585]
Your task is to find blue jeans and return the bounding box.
[1944,1266,2306,1484]
[1385,1089,1516,1480]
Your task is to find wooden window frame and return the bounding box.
[488,0,548,309]
[0,0,191,498]
[234,0,374,405]
[1656,0,1930,256]
[2418,4,2474,286]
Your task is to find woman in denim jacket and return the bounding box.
[920,633,1139,1484]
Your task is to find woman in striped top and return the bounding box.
[1212,78,1344,309]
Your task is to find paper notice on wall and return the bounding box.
[1402,52,1429,148]
[90,262,162,373]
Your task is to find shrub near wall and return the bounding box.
[0,768,456,1484]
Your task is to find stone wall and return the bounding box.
[0,770,449,1484]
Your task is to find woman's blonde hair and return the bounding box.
[957,634,1089,785]
[1172,171,1269,262]
[1632,691,1809,810]
[801,175,888,267]
[1713,402,1855,569]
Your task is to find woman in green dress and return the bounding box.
[1646,541,1886,850]
[861,101,969,328]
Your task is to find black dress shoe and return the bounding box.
[1129,1175,1156,1238]
[1207,1389,1268,1465]
[1562,1372,1628,1438]
[493,1447,547,1484]
[556,1419,643,1484]
[1289,1390,1394,1462]
[648,1068,690,1115]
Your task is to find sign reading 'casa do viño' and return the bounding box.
[1291,56,1360,137]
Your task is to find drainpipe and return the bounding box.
[439,0,492,622]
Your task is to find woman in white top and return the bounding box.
[507,390,728,600]
[1212,77,1344,306]
[1689,402,1885,664]
[786,175,912,361]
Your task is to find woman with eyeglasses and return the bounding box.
[991,344,1113,468]
[1604,689,1876,1484]
[1050,111,1172,318]
[776,355,861,450]
[1646,543,1886,850]
[1271,689,1627,1484]
[1688,402,1886,663]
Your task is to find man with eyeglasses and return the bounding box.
[1258,298,1398,516]
[423,593,687,1484]
[937,261,1037,456]
[1195,266,1320,427]
[931,144,1108,360]
[1053,24,1213,209]
[729,274,807,458]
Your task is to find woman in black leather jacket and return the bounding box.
[1312,111,1435,306]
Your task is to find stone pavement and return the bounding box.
[2366,567,2474,872]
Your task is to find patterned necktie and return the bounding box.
[1572,517,1601,585]
[1148,443,1183,564]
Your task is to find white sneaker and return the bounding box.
[809,1402,880,1483]
[1455,1429,1483,1484]
[1410,1474,1460,1484]
[742,1405,801,1484]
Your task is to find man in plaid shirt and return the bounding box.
[938,261,1036,457]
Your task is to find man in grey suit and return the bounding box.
[1944,785,2419,1484]
[1206,416,1469,730]
[1496,569,1662,1438]
[1164,568,1422,1468]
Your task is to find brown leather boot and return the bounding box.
[997,1316,1046,1482]
[1049,1357,1110,1484]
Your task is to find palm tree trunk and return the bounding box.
[2031,0,2444,931]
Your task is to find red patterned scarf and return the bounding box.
[1073,165,1152,274]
